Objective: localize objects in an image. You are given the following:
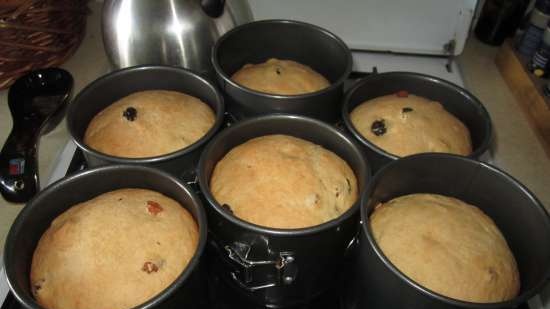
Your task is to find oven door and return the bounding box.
[247,0,478,56]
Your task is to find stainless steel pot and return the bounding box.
[212,19,353,123]
[102,0,252,78]
[344,154,550,309]
[197,114,370,307]
[341,72,493,172]
[66,65,225,182]
[4,165,209,309]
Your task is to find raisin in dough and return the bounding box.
[210,134,357,228]
[30,189,199,309]
[84,90,215,158]
[350,92,472,157]
[370,193,519,303]
[231,58,330,95]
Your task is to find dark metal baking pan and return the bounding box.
[3,165,209,309]
[345,153,550,309]
[341,71,493,172]
[66,65,225,182]
[197,114,369,307]
[212,19,352,123]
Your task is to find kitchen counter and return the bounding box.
[1,1,550,258]
[0,1,111,254]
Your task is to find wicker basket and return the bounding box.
[0,0,89,90]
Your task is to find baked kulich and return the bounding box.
[350,92,472,157]
[30,188,199,309]
[84,90,215,158]
[370,193,520,303]
[210,134,358,229]
[231,58,330,95]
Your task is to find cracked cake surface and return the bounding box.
[350,93,472,157]
[84,90,215,158]
[210,134,357,228]
[231,58,330,95]
[370,193,519,303]
[30,188,198,309]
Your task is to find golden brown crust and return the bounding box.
[210,134,357,228]
[350,93,472,157]
[30,189,199,309]
[370,193,520,303]
[231,58,330,95]
[84,90,215,158]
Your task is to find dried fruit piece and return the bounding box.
[275,67,281,75]
[371,119,387,136]
[396,90,409,98]
[402,107,413,113]
[487,267,498,282]
[32,279,45,296]
[122,107,137,121]
[222,203,233,214]
[147,201,163,215]
[142,261,159,273]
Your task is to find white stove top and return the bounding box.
[352,51,464,86]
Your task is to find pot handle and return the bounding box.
[224,242,297,291]
[201,0,225,18]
